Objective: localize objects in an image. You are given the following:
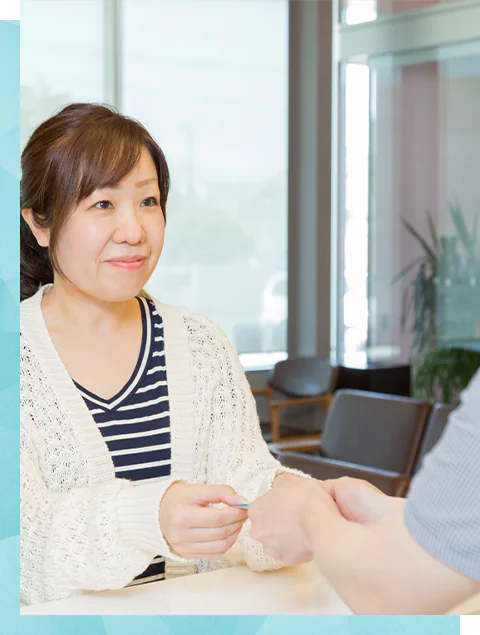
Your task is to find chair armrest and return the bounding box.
[268,393,332,443]
[271,394,332,410]
[277,453,410,497]
[268,437,320,458]
[251,387,273,398]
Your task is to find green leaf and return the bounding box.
[449,201,473,257]
[427,210,438,252]
[392,256,425,285]
[472,205,480,250]
[401,217,436,265]
[401,285,415,331]
[414,347,479,403]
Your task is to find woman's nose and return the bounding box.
[113,208,145,244]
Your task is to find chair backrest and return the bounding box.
[268,357,338,398]
[320,389,431,474]
[413,403,455,474]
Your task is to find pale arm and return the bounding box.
[306,495,480,614]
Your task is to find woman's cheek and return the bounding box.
[149,220,166,259]
[58,223,107,273]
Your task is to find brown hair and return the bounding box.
[20,103,170,301]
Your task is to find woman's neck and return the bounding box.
[41,280,139,335]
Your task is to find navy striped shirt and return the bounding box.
[74,296,171,586]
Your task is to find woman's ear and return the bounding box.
[21,208,50,248]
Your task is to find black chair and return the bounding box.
[253,357,338,445]
[276,389,431,496]
[413,403,456,474]
[411,402,455,475]
[388,402,456,496]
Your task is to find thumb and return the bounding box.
[322,478,383,500]
[336,485,394,526]
[191,484,248,507]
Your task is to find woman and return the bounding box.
[20,103,300,605]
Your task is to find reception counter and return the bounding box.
[21,562,480,616]
[21,562,350,615]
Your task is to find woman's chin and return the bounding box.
[103,284,148,303]
[78,280,149,304]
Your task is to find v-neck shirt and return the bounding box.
[74,296,171,585]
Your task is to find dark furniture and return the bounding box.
[276,389,431,496]
[252,357,338,444]
[411,403,455,476]
[386,402,456,496]
[336,360,411,397]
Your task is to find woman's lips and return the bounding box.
[107,256,147,270]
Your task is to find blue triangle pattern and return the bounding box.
[1,281,19,332]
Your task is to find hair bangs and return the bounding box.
[70,120,146,205]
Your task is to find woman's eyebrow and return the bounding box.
[93,177,158,194]
[135,177,158,188]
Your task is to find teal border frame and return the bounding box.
[0,17,461,635]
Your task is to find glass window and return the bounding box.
[338,62,370,366]
[340,0,461,26]
[122,0,289,358]
[20,0,104,148]
[20,0,288,362]
[337,39,480,387]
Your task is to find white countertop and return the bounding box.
[21,562,351,615]
[450,593,480,616]
[20,562,480,616]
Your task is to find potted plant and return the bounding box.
[394,202,480,403]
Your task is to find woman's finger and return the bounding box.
[179,529,243,558]
[179,504,248,529]
[186,518,246,543]
[188,484,248,507]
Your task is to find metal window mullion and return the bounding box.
[103,0,122,110]
[336,0,480,61]
[330,0,340,363]
[288,0,332,359]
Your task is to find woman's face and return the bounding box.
[53,147,165,303]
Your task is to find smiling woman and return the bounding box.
[19,103,303,606]
[20,103,169,303]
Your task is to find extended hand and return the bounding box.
[248,474,398,567]
[249,474,340,566]
[321,477,397,527]
[159,483,248,559]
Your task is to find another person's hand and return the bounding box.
[159,483,248,559]
[321,477,398,527]
[249,474,341,566]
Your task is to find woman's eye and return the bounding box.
[93,200,113,210]
[141,196,159,207]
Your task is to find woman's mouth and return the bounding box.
[107,256,147,270]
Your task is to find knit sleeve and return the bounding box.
[20,412,183,605]
[186,316,307,573]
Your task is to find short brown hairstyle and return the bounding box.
[20,102,170,300]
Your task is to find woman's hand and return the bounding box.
[249,476,336,566]
[272,472,306,487]
[159,483,249,559]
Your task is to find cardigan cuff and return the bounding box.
[116,479,188,562]
[257,466,312,497]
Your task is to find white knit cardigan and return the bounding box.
[20,285,299,605]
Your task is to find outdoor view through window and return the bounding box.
[21,0,289,367]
